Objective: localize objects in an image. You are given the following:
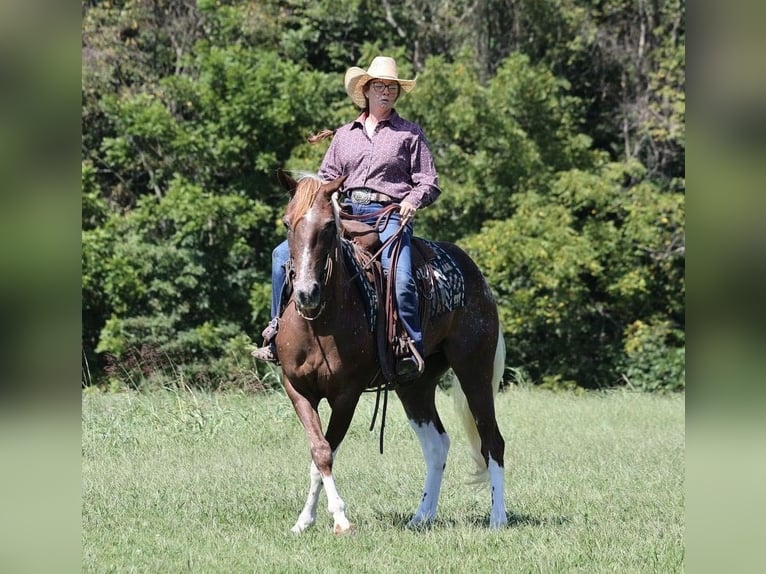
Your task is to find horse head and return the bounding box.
[279,170,346,318]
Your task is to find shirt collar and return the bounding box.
[352,109,400,129]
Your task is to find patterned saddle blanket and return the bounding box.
[342,236,466,333]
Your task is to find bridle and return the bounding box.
[292,193,343,321]
[294,259,332,321]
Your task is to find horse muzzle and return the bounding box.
[292,253,332,319]
[294,280,324,318]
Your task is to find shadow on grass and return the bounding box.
[378,511,570,530]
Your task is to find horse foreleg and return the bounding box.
[291,452,353,534]
[318,458,352,535]
[291,460,323,534]
[285,380,355,535]
[321,394,361,534]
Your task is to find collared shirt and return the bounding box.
[318,110,441,209]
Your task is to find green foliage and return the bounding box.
[465,161,684,388]
[621,318,685,391]
[276,1,400,71]
[82,176,275,387]
[82,161,107,230]
[81,0,685,391]
[401,52,597,242]
[95,47,338,208]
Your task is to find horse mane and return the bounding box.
[290,173,323,222]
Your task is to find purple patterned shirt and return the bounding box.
[318,110,441,209]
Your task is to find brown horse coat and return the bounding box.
[274,171,508,533]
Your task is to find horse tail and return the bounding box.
[452,324,506,484]
[307,129,336,144]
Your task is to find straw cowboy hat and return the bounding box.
[344,56,416,108]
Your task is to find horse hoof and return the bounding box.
[290,520,314,535]
[405,517,433,530]
[333,522,356,535]
[489,515,508,529]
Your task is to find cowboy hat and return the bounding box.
[344,56,416,108]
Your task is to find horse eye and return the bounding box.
[282,218,291,231]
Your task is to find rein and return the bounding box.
[330,192,407,454]
[339,203,407,284]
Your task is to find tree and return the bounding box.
[81,0,685,390]
[464,160,684,388]
[400,52,597,242]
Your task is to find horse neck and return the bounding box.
[324,239,358,323]
[301,238,365,337]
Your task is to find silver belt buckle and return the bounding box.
[351,189,371,204]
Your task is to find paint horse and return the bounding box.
[273,171,507,533]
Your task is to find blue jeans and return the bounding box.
[268,203,423,355]
[270,239,290,318]
[346,201,423,355]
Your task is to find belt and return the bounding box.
[348,188,393,205]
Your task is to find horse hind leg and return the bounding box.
[408,419,450,528]
[396,381,450,528]
[450,325,508,528]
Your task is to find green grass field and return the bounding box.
[82,386,684,573]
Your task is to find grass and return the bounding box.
[82,386,684,573]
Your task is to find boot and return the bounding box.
[395,356,421,381]
[395,340,424,382]
[251,341,278,363]
[251,318,280,363]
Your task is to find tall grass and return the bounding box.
[82,387,684,573]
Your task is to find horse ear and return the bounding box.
[277,169,298,194]
[321,175,347,196]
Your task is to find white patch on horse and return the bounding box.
[407,421,450,527]
[296,211,319,282]
[291,460,323,533]
[321,473,352,533]
[487,456,507,528]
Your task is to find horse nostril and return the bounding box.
[296,281,321,310]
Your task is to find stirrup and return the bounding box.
[395,356,421,381]
[261,317,279,343]
[395,339,425,382]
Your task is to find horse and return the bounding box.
[273,170,508,533]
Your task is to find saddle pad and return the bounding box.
[343,238,466,331]
[342,239,378,332]
[414,241,466,319]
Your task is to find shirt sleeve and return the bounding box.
[403,126,441,209]
[318,135,342,182]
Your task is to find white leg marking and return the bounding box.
[407,421,450,527]
[488,456,508,528]
[291,461,323,534]
[321,473,352,534]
